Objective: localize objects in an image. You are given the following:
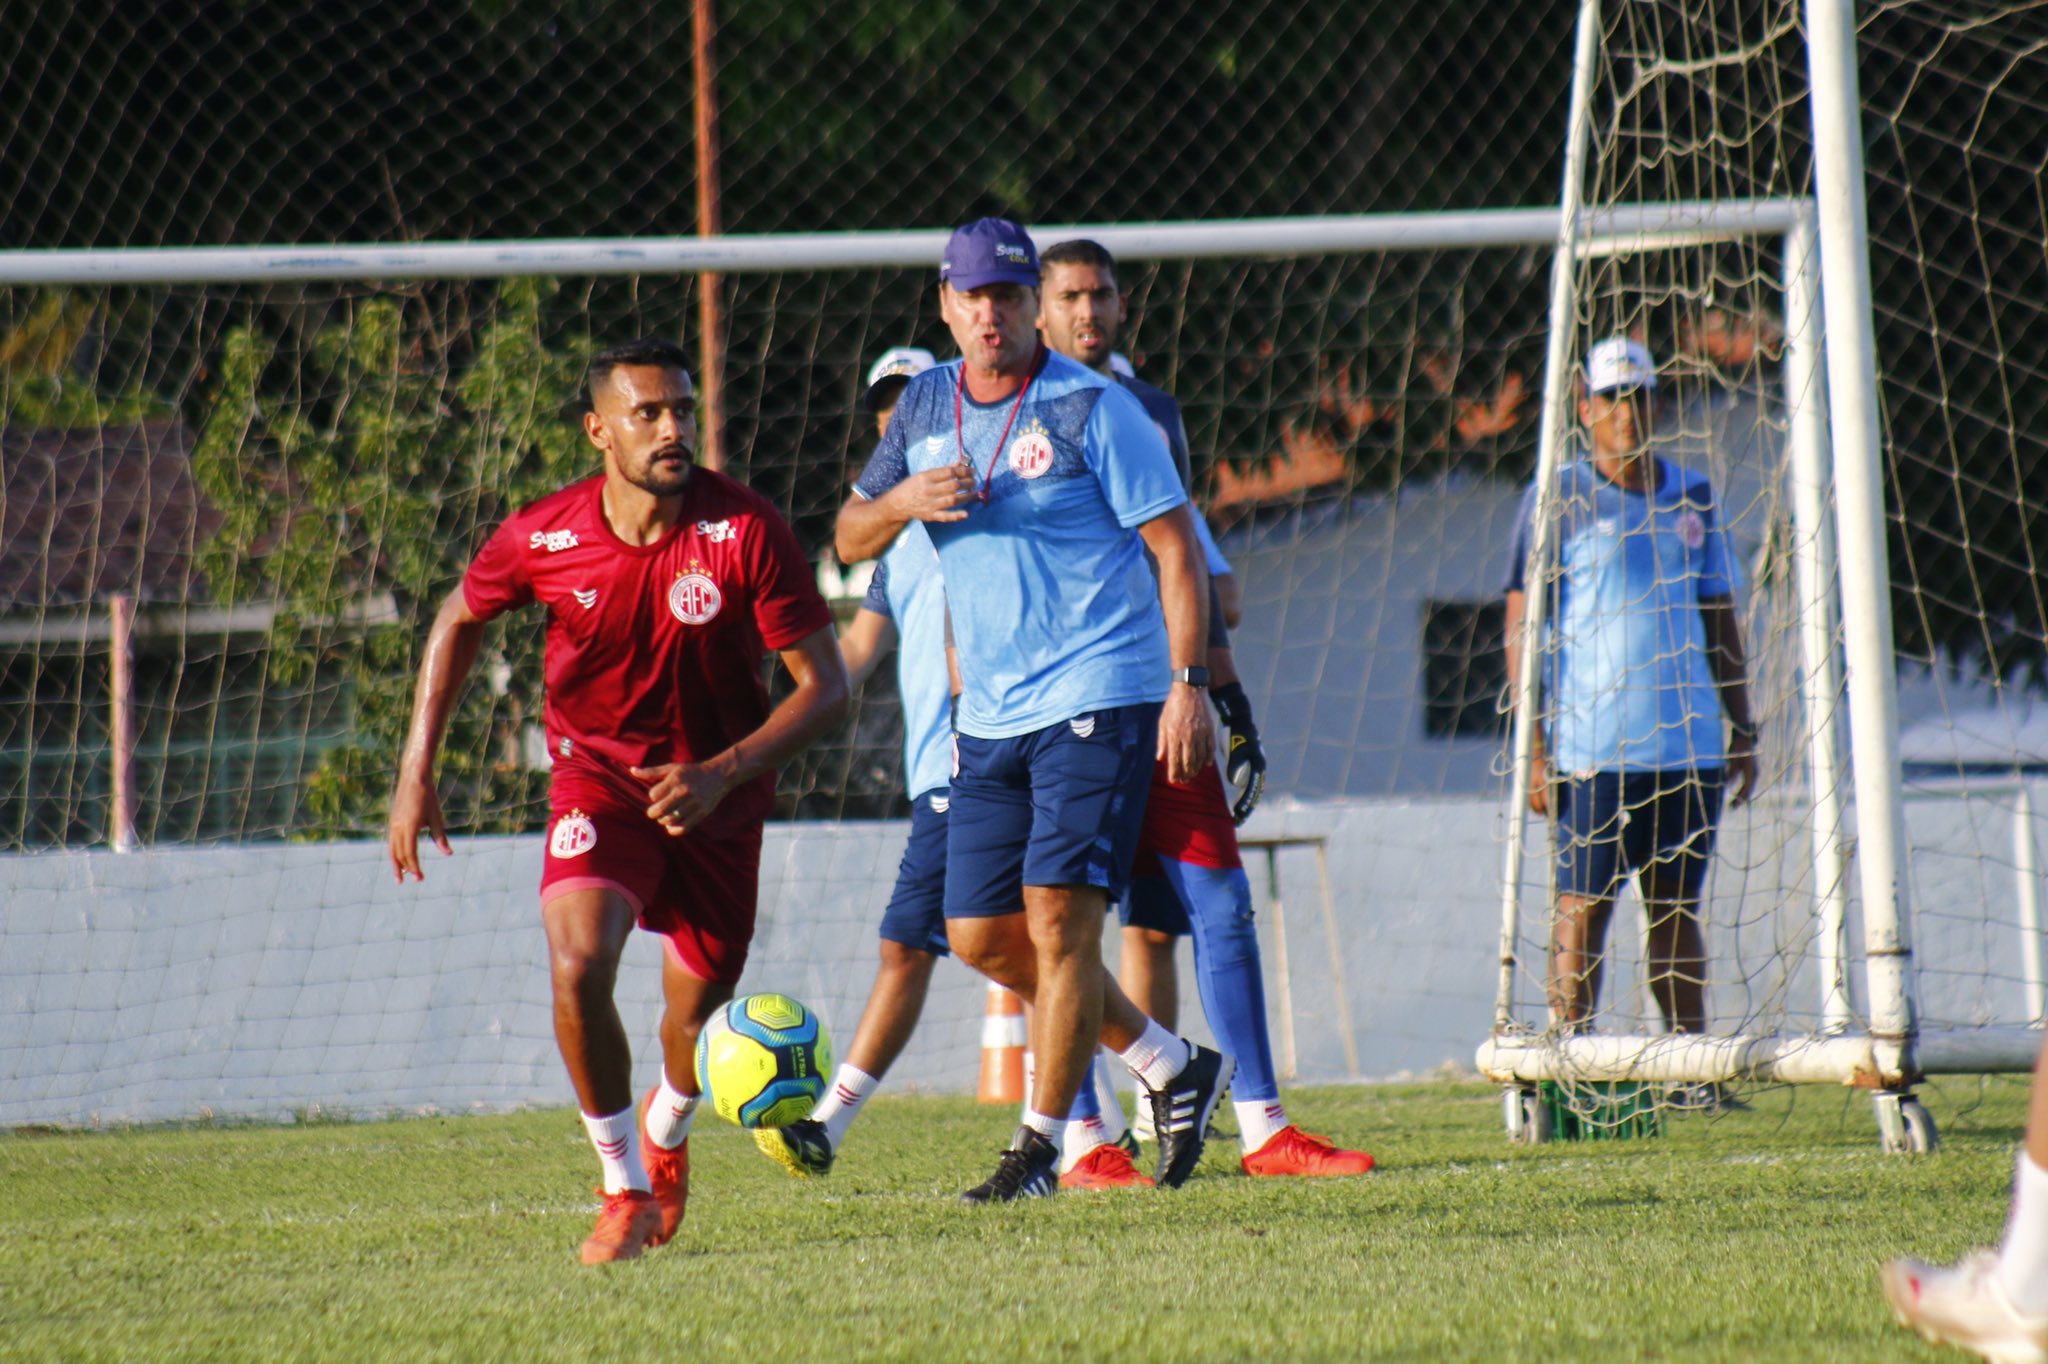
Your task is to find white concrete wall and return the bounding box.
[6,784,2044,1126]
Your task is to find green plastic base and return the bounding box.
[1538,1080,1664,1141]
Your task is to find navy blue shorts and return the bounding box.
[945,703,1162,919]
[878,790,950,956]
[1556,770,1725,902]
[1120,875,1191,933]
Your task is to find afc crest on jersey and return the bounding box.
[1008,419,1054,480]
[550,809,598,859]
[669,562,724,624]
[1676,509,1707,550]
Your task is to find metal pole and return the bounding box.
[1313,844,1361,1075]
[1265,847,1298,1081]
[2016,786,2045,1023]
[0,201,1811,287]
[692,0,728,473]
[1806,0,1917,1082]
[1781,209,1854,1031]
[108,594,137,852]
[1498,0,1603,1032]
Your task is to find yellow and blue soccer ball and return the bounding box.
[694,993,833,1129]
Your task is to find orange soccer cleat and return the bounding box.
[639,1086,690,1245]
[1241,1126,1377,1178]
[578,1189,664,1265]
[1059,1141,1158,1190]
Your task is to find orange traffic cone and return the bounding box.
[977,983,1027,1104]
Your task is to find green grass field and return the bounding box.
[1,1078,2031,1362]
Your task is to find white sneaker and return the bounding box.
[1882,1250,2048,1364]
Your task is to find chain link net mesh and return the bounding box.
[0,4,2043,1067]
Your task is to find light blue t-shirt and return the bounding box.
[859,523,951,801]
[853,351,1186,739]
[1118,373,1232,579]
[1505,455,1738,773]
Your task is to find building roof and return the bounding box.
[0,421,217,609]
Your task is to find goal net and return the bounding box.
[1475,0,2048,1144]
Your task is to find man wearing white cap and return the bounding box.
[1502,336,1758,1095]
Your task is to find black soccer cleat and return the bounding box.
[754,1117,835,1178]
[1146,1043,1233,1188]
[960,1125,1060,1204]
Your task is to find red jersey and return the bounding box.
[462,470,833,837]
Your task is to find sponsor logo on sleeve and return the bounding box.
[549,809,598,859]
[668,561,724,624]
[1008,419,1054,480]
[529,529,581,552]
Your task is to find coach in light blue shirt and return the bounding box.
[835,217,1229,1201]
[1503,338,1759,1079]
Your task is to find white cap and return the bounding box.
[1109,352,1136,380]
[1585,337,1658,394]
[865,346,937,390]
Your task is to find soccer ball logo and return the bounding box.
[694,993,834,1129]
[669,571,723,625]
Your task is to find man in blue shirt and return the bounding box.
[757,347,952,1180]
[1038,238,1375,1179]
[837,217,1229,1200]
[1504,337,1758,1066]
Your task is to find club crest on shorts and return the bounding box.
[669,562,723,624]
[1008,419,1054,480]
[550,809,597,859]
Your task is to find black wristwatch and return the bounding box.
[1171,666,1211,688]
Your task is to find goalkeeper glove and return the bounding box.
[1211,682,1266,826]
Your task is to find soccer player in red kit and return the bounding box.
[387,338,848,1264]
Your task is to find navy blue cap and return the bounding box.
[940,217,1040,291]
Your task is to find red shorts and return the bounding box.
[1131,756,1242,878]
[540,804,763,985]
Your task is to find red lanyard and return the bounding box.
[956,343,1046,503]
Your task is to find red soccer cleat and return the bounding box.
[578,1189,664,1265]
[1059,1140,1157,1190]
[639,1086,689,1246]
[1241,1126,1377,1178]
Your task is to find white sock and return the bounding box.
[1021,1109,1067,1150]
[643,1075,697,1151]
[809,1064,879,1150]
[1236,1098,1291,1154]
[1999,1151,2048,1315]
[1118,1020,1191,1091]
[1062,1114,1111,1172]
[1092,1055,1129,1144]
[582,1107,650,1194]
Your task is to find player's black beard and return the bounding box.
[627,446,694,497]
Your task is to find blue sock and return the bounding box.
[1157,860,1280,1102]
[1064,1059,1102,1122]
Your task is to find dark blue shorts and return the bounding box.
[1556,770,1725,902]
[878,790,950,956]
[1120,875,1191,933]
[945,703,1162,919]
